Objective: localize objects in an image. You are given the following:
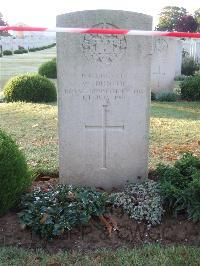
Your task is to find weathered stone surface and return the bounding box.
[57,10,152,189]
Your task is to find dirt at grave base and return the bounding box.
[0,177,199,253]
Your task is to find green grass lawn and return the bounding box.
[0,245,199,266]
[0,101,199,174]
[0,47,56,92]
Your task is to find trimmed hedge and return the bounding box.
[29,43,56,52]
[4,74,57,103]
[156,92,178,102]
[38,58,57,79]
[0,129,32,216]
[180,74,200,101]
[13,49,28,54]
[3,50,12,56]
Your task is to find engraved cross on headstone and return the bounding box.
[153,66,166,90]
[85,104,124,169]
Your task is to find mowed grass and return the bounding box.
[0,245,199,266]
[0,102,58,174]
[0,101,199,174]
[149,101,200,167]
[0,46,56,92]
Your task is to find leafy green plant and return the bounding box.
[156,92,178,102]
[180,74,200,101]
[38,58,57,79]
[19,185,109,239]
[181,57,199,76]
[154,153,200,221]
[184,173,200,222]
[4,73,57,103]
[174,153,200,176]
[113,180,164,226]
[3,50,12,56]
[0,129,32,216]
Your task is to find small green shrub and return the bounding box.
[14,49,28,54]
[22,49,28,53]
[113,180,164,226]
[0,129,32,216]
[151,91,156,101]
[174,153,200,176]
[156,92,178,102]
[174,75,187,81]
[154,153,200,221]
[19,185,109,239]
[4,74,57,103]
[181,57,199,76]
[180,74,200,101]
[28,44,55,53]
[38,58,57,79]
[3,50,12,56]
[29,48,37,52]
[13,49,24,54]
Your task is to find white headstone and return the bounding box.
[175,40,182,76]
[151,37,178,92]
[57,10,152,189]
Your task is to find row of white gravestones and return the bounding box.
[0,36,56,51]
[57,10,152,189]
[151,37,182,93]
[182,39,200,63]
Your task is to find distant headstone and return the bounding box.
[175,40,182,76]
[57,10,152,189]
[151,37,179,92]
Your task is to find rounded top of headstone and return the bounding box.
[57,10,152,30]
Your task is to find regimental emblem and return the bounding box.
[82,23,127,64]
[154,38,168,52]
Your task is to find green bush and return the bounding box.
[14,49,28,54]
[13,49,24,54]
[4,74,57,103]
[151,91,156,101]
[154,153,200,221]
[22,49,28,53]
[174,153,200,176]
[29,48,37,52]
[156,92,178,102]
[19,185,109,239]
[0,129,32,216]
[181,57,199,76]
[174,75,187,81]
[3,50,12,56]
[28,44,55,53]
[38,58,57,79]
[112,180,164,225]
[180,74,200,101]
